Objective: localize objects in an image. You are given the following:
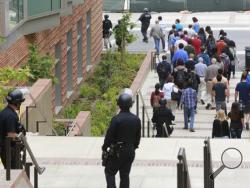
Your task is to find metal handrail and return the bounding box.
[177,147,191,188]
[136,89,154,137]
[204,137,214,188]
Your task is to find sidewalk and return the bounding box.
[105,11,250,27]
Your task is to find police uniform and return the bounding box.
[102,91,141,188]
[139,8,151,42]
[0,89,25,169]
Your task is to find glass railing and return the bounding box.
[27,0,61,17]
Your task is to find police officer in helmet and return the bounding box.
[102,88,141,188]
[0,89,26,169]
[138,8,151,43]
[103,14,113,49]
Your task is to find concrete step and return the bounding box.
[18,136,250,188]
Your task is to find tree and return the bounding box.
[26,44,57,84]
[0,67,31,110]
[113,12,136,63]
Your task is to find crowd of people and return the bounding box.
[102,10,249,139]
[147,13,250,139]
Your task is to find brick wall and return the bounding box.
[0,0,103,111]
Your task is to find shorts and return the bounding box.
[239,101,250,113]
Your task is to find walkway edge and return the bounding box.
[130,49,155,95]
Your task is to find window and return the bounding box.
[66,30,73,97]
[55,42,62,112]
[9,0,24,29]
[77,18,83,82]
[86,10,91,69]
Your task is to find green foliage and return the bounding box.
[0,36,6,44]
[61,53,145,136]
[0,67,31,110]
[113,12,136,63]
[63,99,91,119]
[26,44,57,84]
[79,84,101,100]
[52,122,66,136]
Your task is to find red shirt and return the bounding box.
[216,40,227,56]
[150,91,164,107]
[192,38,201,55]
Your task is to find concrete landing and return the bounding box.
[10,136,250,188]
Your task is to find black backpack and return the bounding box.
[188,72,198,90]
[175,69,187,89]
[157,62,170,78]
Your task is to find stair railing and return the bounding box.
[204,137,214,188]
[177,147,191,188]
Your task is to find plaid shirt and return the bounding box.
[181,87,197,108]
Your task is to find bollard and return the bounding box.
[136,93,139,117]
[5,137,11,181]
[142,105,145,137]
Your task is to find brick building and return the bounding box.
[0,0,103,114]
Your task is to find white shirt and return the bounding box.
[175,39,188,50]
[163,82,178,100]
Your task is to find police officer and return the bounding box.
[103,14,113,49]
[138,8,151,43]
[102,89,141,188]
[0,89,26,169]
[152,99,174,137]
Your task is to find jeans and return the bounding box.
[160,36,165,50]
[153,37,160,55]
[230,128,242,139]
[184,107,195,129]
[215,100,227,115]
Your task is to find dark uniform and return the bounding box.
[0,89,25,169]
[138,8,151,43]
[102,91,141,188]
[103,15,113,49]
[152,99,174,137]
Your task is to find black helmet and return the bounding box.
[144,8,149,12]
[104,14,109,19]
[6,89,25,105]
[117,93,133,110]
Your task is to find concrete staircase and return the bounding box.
[131,63,250,139]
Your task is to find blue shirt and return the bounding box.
[172,49,188,65]
[175,23,183,31]
[235,81,250,102]
[181,87,197,108]
[193,22,200,33]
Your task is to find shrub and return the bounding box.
[60,53,145,136]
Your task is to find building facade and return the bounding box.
[0,0,103,114]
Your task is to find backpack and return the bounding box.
[157,61,170,78]
[175,69,186,89]
[188,72,198,90]
[221,54,231,74]
[208,39,216,50]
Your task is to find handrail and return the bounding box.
[17,133,45,175]
[177,147,191,188]
[204,137,214,188]
[136,89,154,137]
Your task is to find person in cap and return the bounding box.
[102,88,141,188]
[138,8,151,43]
[0,89,26,169]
